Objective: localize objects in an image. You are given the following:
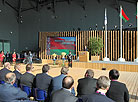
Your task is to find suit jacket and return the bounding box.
[77,77,97,96]
[35,73,52,92]
[0,83,29,102]
[20,72,35,88]
[106,81,129,102]
[0,68,12,81]
[82,93,114,102]
[51,74,66,92]
[13,70,22,87]
[50,88,78,102]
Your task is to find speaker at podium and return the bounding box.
[79,51,89,62]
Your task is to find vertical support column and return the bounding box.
[135,2,138,62]
[103,8,110,61]
[118,5,125,62]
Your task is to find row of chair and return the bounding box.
[0,80,47,101]
[0,80,17,87]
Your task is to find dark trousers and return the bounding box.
[68,60,72,67]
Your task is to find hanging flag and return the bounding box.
[135,12,137,19]
[120,9,129,22]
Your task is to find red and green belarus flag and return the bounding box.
[120,9,129,22]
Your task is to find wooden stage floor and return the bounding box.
[0,63,138,102]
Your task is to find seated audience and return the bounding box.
[13,63,22,87]
[82,76,114,102]
[20,64,35,88]
[50,76,78,102]
[77,69,97,97]
[51,67,75,95]
[0,62,12,81]
[0,72,29,101]
[106,69,129,102]
[34,64,52,93]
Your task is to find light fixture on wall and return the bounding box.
[95,24,98,30]
[0,10,1,13]
[102,26,105,30]
[114,25,118,29]
[78,27,81,31]
[84,14,87,18]
[20,20,23,24]
[128,23,133,27]
[89,27,92,30]
[10,32,13,34]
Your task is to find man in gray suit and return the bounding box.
[0,72,29,102]
[51,67,75,95]
[51,67,69,93]
[50,76,78,102]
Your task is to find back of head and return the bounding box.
[5,73,16,84]
[61,67,69,75]
[26,64,32,71]
[97,76,110,90]
[14,63,21,70]
[62,76,74,89]
[85,69,94,78]
[42,64,50,73]
[4,62,11,69]
[109,69,120,80]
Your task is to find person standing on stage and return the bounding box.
[12,52,16,63]
[28,51,33,64]
[84,45,88,51]
[67,51,72,67]
[5,51,10,62]
[0,51,5,65]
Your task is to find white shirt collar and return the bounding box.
[63,88,71,93]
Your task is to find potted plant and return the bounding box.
[88,37,103,61]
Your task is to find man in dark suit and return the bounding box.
[77,69,97,97]
[0,62,11,81]
[20,64,35,88]
[13,63,22,87]
[50,76,78,102]
[82,76,114,102]
[106,69,129,102]
[67,51,72,67]
[0,72,30,102]
[34,64,52,93]
[5,51,10,62]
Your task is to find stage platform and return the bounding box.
[72,61,138,72]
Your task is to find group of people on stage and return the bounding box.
[0,50,35,66]
[0,51,17,65]
[0,62,129,102]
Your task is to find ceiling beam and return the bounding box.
[4,1,18,12]
[17,0,23,23]
[82,0,86,10]
[52,0,56,13]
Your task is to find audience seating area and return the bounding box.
[0,63,138,102]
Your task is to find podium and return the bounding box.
[79,51,89,62]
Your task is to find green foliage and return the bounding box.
[88,37,103,55]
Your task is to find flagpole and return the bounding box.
[103,8,110,61]
[135,2,138,62]
[118,5,125,62]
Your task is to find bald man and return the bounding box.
[50,76,78,102]
[0,62,12,81]
[0,73,30,102]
